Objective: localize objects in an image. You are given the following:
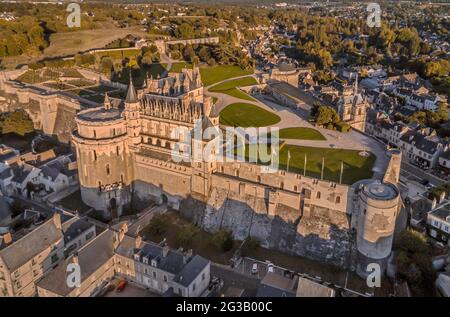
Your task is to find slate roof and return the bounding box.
[173,255,209,287]
[37,229,115,296]
[0,196,12,222]
[440,150,450,160]
[400,131,443,155]
[256,272,297,297]
[117,236,209,286]
[0,215,63,271]
[62,217,94,244]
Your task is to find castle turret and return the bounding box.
[71,93,132,219]
[123,77,141,145]
[355,180,400,279]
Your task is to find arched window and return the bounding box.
[93,150,97,161]
[316,191,321,199]
[106,164,110,175]
[280,182,284,189]
[336,196,341,204]
[116,146,119,156]
[294,185,298,192]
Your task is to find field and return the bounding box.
[200,65,254,86]
[278,127,326,140]
[209,77,258,101]
[220,103,281,127]
[240,144,375,185]
[42,26,149,58]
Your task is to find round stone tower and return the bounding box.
[72,93,132,218]
[355,180,400,278]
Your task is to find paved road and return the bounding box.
[401,161,445,187]
[210,263,260,297]
[206,76,389,178]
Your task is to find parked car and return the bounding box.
[116,280,127,293]
[251,263,258,275]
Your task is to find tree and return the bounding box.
[212,229,234,252]
[100,57,113,74]
[183,44,196,62]
[147,214,171,236]
[394,229,435,296]
[311,104,339,126]
[0,110,34,136]
[175,224,198,247]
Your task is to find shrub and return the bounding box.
[336,122,352,132]
[212,229,234,252]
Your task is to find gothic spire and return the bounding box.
[126,75,138,103]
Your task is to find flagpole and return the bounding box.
[321,157,325,180]
[287,150,291,172]
[303,153,307,176]
[339,160,344,184]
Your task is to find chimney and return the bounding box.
[2,232,12,246]
[53,212,62,230]
[439,191,446,204]
[183,249,193,264]
[135,235,142,249]
[72,253,79,264]
[162,245,169,258]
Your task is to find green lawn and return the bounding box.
[209,77,258,101]
[209,77,258,91]
[240,144,375,185]
[220,103,281,127]
[169,62,193,73]
[146,63,168,78]
[200,65,254,86]
[278,127,326,140]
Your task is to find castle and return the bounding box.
[70,66,404,277]
[0,65,404,277]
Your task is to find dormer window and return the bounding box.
[134,254,140,261]
[151,259,157,267]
